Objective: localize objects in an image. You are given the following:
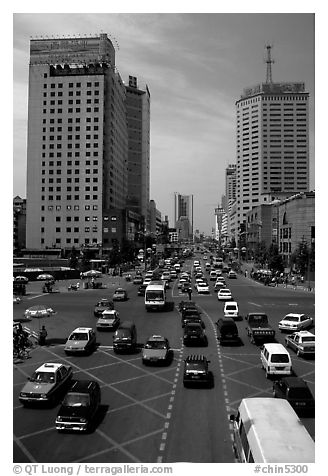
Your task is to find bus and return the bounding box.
[145,282,166,311]
[229,398,315,463]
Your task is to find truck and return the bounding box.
[245,312,275,344]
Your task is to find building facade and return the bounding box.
[25,33,146,253]
[174,193,193,236]
[125,76,150,227]
[236,80,309,242]
[13,196,26,254]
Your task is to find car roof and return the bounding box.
[71,327,93,332]
[148,335,166,341]
[101,309,117,315]
[185,354,207,362]
[263,343,289,353]
[291,330,315,337]
[225,301,238,305]
[279,377,308,388]
[37,362,63,373]
[283,313,305,318]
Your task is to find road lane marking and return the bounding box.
[27,294,45,300]
[13,434,38,463]
[247,302,262,307]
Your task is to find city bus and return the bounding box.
[145,282,166,311]
[229,398,315,463]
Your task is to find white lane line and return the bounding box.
[27,294,45,300]
[247,302,262,307]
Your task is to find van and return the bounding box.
[229,398,314,463]
[216,317,239,344]
[260,343,292,378]
[113,321,137,353]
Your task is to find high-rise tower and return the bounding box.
[26,34,129,251]
[235,46,309,241]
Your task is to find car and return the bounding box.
[13,296,21,304]
[194,278,204,289]
[217,288,232,301]
[143,277,152,286]
[14,276,29,283]
[285,331,315,357]
[183,322,208,346]
[216,276,226,284]
[183,355,213,388]
[56,380,101,432]
[142,335,172,365]
[228,270,237,279]
[278,313,313,332]
[64,327,97,355]
[178,300,198,312]
[96,309,120,331]
[161,272,171,282]
[223,301,239,320]
[178,278,189,288]
[222,266,230,274]
[183,316,206,329]
[113,288,128,301]
[214,281,226,291]
[93,298,114,317]
[180,282,191,294]
[209,271,217,281]
[24,305,55,318]
[272,377,315,416]
[196,282,210,294]
[19,362,73,405]
[137,284,147,296]
[133,275,143,285]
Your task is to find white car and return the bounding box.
[278,313,313,332]
[24,305,55,318]
[194,278,204,289]
[96,309,120,331]
[217,288,232,301]
[64,327,97,355]
[223,301,239,319]
[196,282,210,294]
[285,331,315,357]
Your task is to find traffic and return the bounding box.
[13,247,315,463]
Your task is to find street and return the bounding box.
[13,262,315,463]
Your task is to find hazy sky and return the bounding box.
[13,11,315,234]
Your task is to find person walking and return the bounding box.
[39,326,48,346]
[187,286,192,301]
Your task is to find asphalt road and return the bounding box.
[13,261,315,463]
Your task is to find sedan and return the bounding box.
[196,282,210,294]
[96,310,120,331]
[133,276,143,285]
[217,288,232,301]
[228,271,237,279]
[14,276,29,283]
[285,331,315,358]
[142,335,172,365]
[113,288,128,301]
[278,313,313,332]
[64,327,97,355]
[24,305,55,319]
[272,377,315,416]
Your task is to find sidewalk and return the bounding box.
[240,261,315,293]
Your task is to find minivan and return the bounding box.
[260,343,292,378]
[223,301,239,320]
[113,321,137,353]
[216,317,239,345]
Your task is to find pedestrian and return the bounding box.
[291,276,296,289]
[245,270,248,278]
[76,282,80,290]
[284,277,288,288]
[187,287,192,301]
[39,326,47,346]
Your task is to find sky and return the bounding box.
[12,8,316,235]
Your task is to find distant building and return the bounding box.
[176,216,191,241]
[149,199,162,235]
[174,193,193,237]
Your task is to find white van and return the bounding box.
[224,301,239,320]
[260,343,292,378]
[230,398,314,463]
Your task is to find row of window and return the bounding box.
[43,117,99,124]
[43,81,100,88]
[43,107,100,114]
[41,227,98,233]
[41,195,99,201]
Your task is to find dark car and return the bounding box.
[272,377,315,416]
[181,282,191,294]
[183,322,208,346]
[182,315,206,329]
[137,284,147,296]
[178,300,197,312]
[56,380,101,432]
[94,298,114,317]
[113,288,128,301]
[216,317,240,345]
[183,355,213,388]
[113,321,137,353]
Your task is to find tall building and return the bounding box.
[25,33,132,252]
[125,76,150,227]
[13,196,26,254]
[174,193,193,237]
[235,46,309,242]
[225,164,237,241]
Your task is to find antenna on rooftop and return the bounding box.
[265,44,274,83]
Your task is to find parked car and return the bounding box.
[64,327,97,355]
[19,362,73,405]
[285,331,315,358]
[96,309,120,331]
[142,335,172,365]
[272,377,314,416]
[56,380,101,432]
[217,288,232,301]
[278,313,313,332]
[183,355,213,388]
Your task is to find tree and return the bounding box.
[267,244,284,273]
[68,246,79,269]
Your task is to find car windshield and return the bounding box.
[302,336,315,342]
[146,291,164,300]
[186,362,205,372]
[69,333,88,341]
[63,393,90,407]
[225,305,236,310]
[283,316,300,322]
[97,302,110,308]
[145,341,166,349]
[288,388,313,399]
[115,329,131,339]
[115,291,125,295]
[30,371,55,383]
[271,354,290,363]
